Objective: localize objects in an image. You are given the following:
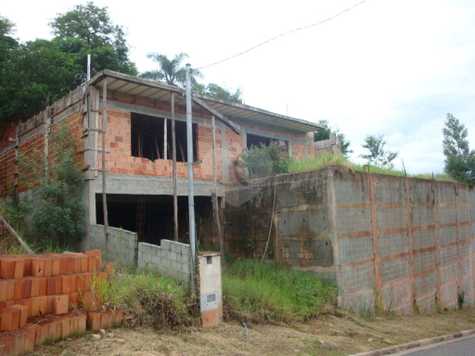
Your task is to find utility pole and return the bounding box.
[185,64,197,295]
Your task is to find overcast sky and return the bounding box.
[2,0,475,173]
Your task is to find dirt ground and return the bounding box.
[31,308,475,356]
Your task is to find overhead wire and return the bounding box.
[197,0,368,70]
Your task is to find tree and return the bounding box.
[1,5,137,123]
[0,16,18,58]
[140,52,201,86]
[51,3,136,75]
[51,2,137,84]
[443,113,475,185]
[314,120,352,157]
[0,39,77,121]
[0,16,19,120]
[241,144,289,178]
[361,135,398,168]
[196,83,243,103]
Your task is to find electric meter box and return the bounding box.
[198,252,222,327]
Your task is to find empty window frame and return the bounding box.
[246,133,289,154]
[131,113,198,162]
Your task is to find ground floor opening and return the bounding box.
[95,194,218,248]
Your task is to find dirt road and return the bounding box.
[32,308,475,356]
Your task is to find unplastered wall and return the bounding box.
[102,108,235,183]
[0,88,84,197]
[87,224,137,266]
[330,168,475,314]
[138,240,191,285]
[106,90,240,184]
[224,170,334,271]
[224,166,475,314]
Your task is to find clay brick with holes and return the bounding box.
[47,276,62,295]
[61,275,76,294]
[0,257,24,279]
[0,280,15,302]
[50,295,69,315]
[87,311,101,331]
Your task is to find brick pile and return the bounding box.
[0,250,123,355]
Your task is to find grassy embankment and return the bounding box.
[287,152,454,182]
[96,259,336,327]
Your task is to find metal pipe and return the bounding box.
[186,64,197,295]
[171,93,178,241]
[102,79,109,249]
[87,54,91,81]
[211,116,223,255]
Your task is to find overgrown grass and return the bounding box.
[287,152,353,173]
[95,269,194,329]
[223,259,336,322]
[287,152,455,182]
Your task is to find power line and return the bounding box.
[197,0,368,70]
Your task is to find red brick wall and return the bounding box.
[0,149,16,196]
[0,113,84,196]
[292,143,306,160]
[103,109,230,182]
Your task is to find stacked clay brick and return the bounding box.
[0,250,123,356]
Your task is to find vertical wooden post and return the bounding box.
[102,79,109,248]
[164,118,168,160]
[13,125,19,201]
[171,93,179,241]
[43,110,50,181]
[211,116,224,254]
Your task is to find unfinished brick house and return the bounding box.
[0,70,320,246]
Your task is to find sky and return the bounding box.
[2,0,475,174]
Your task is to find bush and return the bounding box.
[241,144,289,178]
[95,270,194,329]
[28,126,85,248]
[223,259,336,322]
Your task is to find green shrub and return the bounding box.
[223,259,336,322]
[24,124,85,249]
[96,270,193,329]
[241,144,289,178]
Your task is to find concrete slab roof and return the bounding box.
[90,70,321,133]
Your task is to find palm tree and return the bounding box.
[140,52,201,87]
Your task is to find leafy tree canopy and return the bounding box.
[0,16,18,56]
[0,32,79,121]
[361,134,398,169]
[0,3,137,123]
[140,52,200,86]
[314,120,352,157]
[195,83,243,104]
[141,52,243,103]
[51,2,137,84]
[443,113,474,186]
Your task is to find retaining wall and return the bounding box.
[224,166,475,313]
[138,240,191,284]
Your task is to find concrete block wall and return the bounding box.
[138,240,191,285]
[225,170,335,277]
[224,166,475,315]
[86,224,137,266]
[330,168,475,314]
